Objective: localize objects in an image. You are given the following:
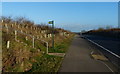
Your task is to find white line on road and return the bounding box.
[85,37,120,59]
[90,50,114,72]
[97,60,114,72]
[87,39,114,72]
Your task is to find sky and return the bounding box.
[2,2,118,32]
[1,0,120,2]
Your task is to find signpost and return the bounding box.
[48,20,54,49]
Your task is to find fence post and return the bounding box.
[37,35,39,39]
[46,42,48,54]
[32,36,35,48]
[15,30,17,41]
[5,24,8,34]
[41,35,43,38]
[15,22,16,25]
[26,31,27,34]
[21,30,23,33]
[7,41,10,49]
[25,36,28,40]
[11,24,13,27]
[2,20,3,23]
[18,25,19,28]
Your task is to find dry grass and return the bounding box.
[1,16,74,72]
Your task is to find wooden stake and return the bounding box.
[7,41,10,49]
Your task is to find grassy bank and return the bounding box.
[1,16,75,72]
[27,34,75,72]
[49,35,74,53]
[2,31,74,72]
[27,54,63,72]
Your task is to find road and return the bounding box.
[83,35,120,68]
[59,35,118,72]
[83,35,120,56]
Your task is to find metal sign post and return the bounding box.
[49,20,54,49]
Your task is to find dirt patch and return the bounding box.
[91,54,108,61]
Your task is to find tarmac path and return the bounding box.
[59,35,116,72]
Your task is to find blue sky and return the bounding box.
[2,0,120,2]
[2,2,118,32]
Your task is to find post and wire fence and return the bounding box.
[2,21,49,54]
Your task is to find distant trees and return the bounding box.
[0,16,13,23]
[0,16,35,26]
[15,17,34,26]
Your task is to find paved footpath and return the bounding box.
[59,35,116,72]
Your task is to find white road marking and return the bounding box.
[86,38,115,72]
[97,60,114,72]
[85,37,120,59]
[90,51,114,72]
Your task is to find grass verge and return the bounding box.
[48,35,74,53]
[27,54,63,72]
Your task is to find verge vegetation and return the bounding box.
[1,16,75,72]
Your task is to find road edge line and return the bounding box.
[85,37,120,59]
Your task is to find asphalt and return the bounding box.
[83,35,120,69]
[83,35,120,56]
[59,35,117,72]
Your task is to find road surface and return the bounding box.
[83,35,120,56]
[83,35,120,68]
[59,35,118,72]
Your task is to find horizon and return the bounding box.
[2,2,118,32]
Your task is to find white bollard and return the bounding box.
[7,41,10,49]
